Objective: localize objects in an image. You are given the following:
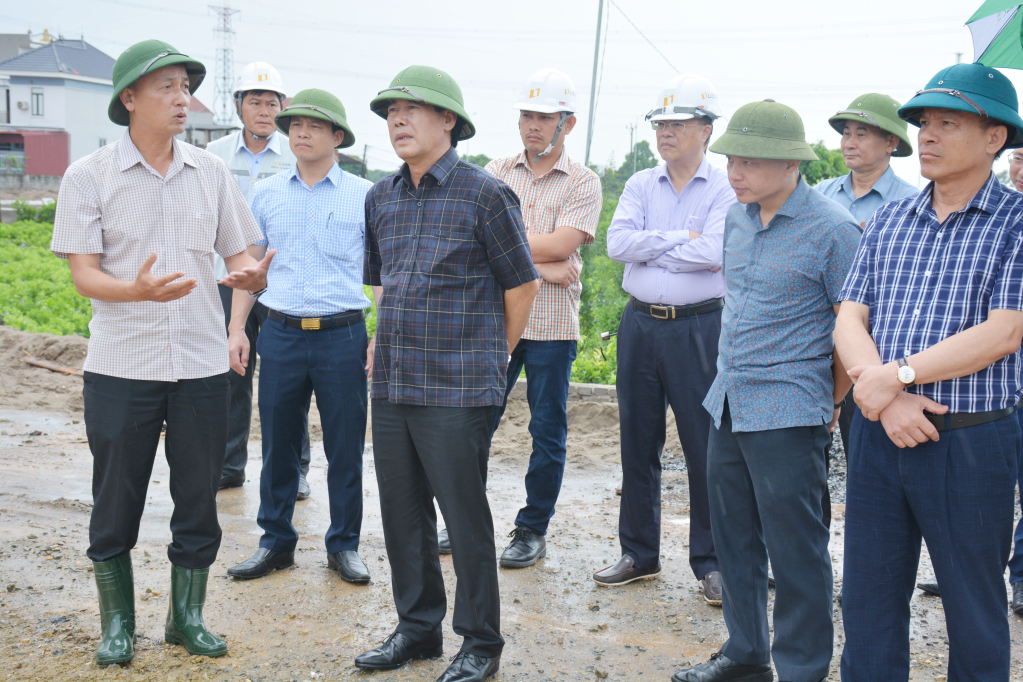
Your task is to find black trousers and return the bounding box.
[217,284,309,479]
[84,371,229,569]
[616,302,721,579]
[372,399,503,658]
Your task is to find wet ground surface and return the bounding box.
[1,407,1023,681]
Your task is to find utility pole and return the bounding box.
[584,0,604,167]
[209,4,240,126]
[362,144,368,179]
[955,52,963,64]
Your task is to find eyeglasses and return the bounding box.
[651,120,702,133]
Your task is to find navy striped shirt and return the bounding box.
[841,173,1023,413]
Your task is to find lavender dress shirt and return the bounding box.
[606,157,735,306]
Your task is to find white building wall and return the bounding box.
[7,79,66,129]
[64,85,120,161]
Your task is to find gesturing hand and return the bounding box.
[878,392,949,448]
[130,252,196,303]
[220,249,277,292]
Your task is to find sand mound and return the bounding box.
[0,326,87,413]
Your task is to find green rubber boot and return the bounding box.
[93,552,136,666]
[163,565,227,657]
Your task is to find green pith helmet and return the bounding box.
[275,88,356,149]
[899,63,1023,148]
[709,99,818,161]
[369,65,475,140]
[108,39,205,126]
[829,93,913,157]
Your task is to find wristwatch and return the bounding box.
[896,357,916,388]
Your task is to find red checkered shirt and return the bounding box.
[485,151,602,341]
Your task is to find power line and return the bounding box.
[607,0,678,73]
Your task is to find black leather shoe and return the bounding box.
[296,474,310,501]
[672,651,773,682]
[226,548,294,580]
[593,554,660,586]
[327,550,370,584]
[917,579,940,597]
[702,571,722,606]
[354,631,443,670]
[217,472,244,491]
[499,527,546,568]
[436,651,500,682]
[1013,583,1023,615]
[438,528,452,555]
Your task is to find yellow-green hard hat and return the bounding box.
[709,99,818,162]
[276,88,356,149]
[369,65,475,140]
[108,39,205,126]
[829,93,912,157]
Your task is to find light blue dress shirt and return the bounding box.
[249,163,372,316]
[234,130,280,197]
[814,165,918,227]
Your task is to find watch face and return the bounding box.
[897,365,915,384]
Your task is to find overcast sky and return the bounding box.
[1,0,1001,182]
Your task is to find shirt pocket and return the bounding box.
[685,214,708,235]
[186,212,217,254]
[318,216,365,263]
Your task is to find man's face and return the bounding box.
[1010,150,1023,192]
[840,121,895,172]
[725,156,799,204]
[386,99,456,162]
[917,107,1007,183]
[121,64,190,136]
[240,92,281,136]
[518,110,575,157]
[655,118,710,162]
[288,115,344,161]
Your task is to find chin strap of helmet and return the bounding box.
[235,92,284,141]
[533,111,571,162]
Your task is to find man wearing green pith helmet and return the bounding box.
[50,39,272,665]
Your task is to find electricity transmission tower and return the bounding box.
[209,4,240,125]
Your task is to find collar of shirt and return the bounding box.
[233,129,282,156]
[511,148,573,180]
[839,164,901,202]
[743,174,810,229]
[394,146,459,190]
[117,129,196,178]
[654,156,711,195]
[285,159,343,189]
[909,172,1002,230]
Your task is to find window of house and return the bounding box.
[30,88,43,116]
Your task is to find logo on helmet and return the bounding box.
[529,88,540,98]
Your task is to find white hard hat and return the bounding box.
[513,68,578,114]
[646,74,724,122]
[233,61,286,99]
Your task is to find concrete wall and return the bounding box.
[63,83,120,162]
[7,76,66,129]
[0,173,61,191]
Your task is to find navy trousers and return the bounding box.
[255,317,367,554]
[616,302,720,579]
[708,401,834,682]
[841,411,1018,682]
[489,339,577,535]
[1005,408,1023,584]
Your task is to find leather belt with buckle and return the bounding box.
[631,297,724,320]
[267,308,366,331]
[924,400,1021,432]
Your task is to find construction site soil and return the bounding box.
[1,325,1021,681]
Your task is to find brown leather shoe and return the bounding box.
[701,571,722,606]
[593,555,660,586]
[1013,583,1023,616]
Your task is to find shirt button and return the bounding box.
[924,271,930,276]
[913,309,920,315]
[905,349,911,355]
[417,201,423,207]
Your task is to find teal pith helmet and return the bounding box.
[829,93,913,157]
[369,65,475,140]
[709,99,818,161]
[899,63,1023,148]
[108,39,205,126]
[275,88,356,149]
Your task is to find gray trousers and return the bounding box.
[708,401,834,682]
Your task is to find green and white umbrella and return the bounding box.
[969,1,1023,67]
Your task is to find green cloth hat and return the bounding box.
[709,99,818,161]
[899,63,1023,148]
[829,93,913,157]
[369,65,475,140]
[108,39,205,126]
[275,88,356,149]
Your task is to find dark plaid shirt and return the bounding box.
[364,148,539,407]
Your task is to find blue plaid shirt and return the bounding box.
[250,163,372,316]
[841,173,1023,413]
[364,148,539,407]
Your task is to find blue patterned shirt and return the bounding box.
[703,176,861,432]
[249,163,372,316]
[815,165,919,227]
[840,173,1023,413]
[364,148,539,407]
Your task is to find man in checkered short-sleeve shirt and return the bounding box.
[471,68,601,569]
[50,40,270,665]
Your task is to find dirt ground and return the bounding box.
[1,326,1023,681]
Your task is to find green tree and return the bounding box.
[462,153,492,168]
[799,140,848,186]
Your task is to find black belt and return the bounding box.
[631,296,724,320]
[925,401,1021,432]
[267,308,365,331]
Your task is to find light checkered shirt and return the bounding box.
[485,151,602,341]
[51,130,262,382]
